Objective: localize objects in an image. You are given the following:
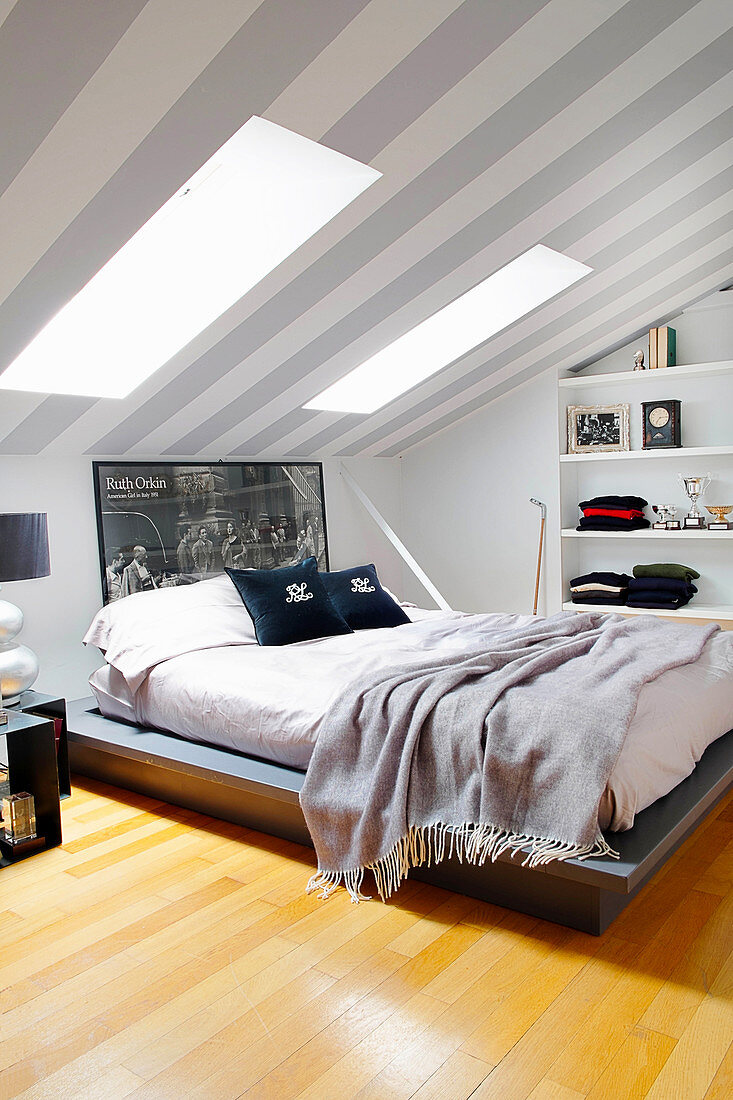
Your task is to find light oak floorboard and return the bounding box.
[1,779,730,1100]
[643,950,733,1100]
[409,1050,492,1098]
[703,1039,733,1100]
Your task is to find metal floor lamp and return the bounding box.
[530,498,546,617]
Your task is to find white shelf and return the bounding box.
[563,601,733,623]
[560,445,733,463]
[559,360,733,388]
[562,528,733,540]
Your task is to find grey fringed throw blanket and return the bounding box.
[300,611,717,902]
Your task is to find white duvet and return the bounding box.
[85,575,733,833]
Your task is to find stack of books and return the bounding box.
[648,326,676,368]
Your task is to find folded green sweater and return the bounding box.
[633,562,701,581]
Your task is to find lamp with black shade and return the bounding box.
[0,513,51,713]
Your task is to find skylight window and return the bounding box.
[0,117,380,399]
[304,245,591,414]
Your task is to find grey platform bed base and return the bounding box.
[66,697,733,936]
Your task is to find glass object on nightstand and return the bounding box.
[0,720,8,804]
[2,792,36,843]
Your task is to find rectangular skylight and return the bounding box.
[0,117,380,398]
[304,245,591,414]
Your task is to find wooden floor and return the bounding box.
[0,780,731,1100]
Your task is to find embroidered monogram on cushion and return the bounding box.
[351,577,376,594]
[286,582,313,603]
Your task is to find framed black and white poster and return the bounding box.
[93,461,329,605]
[567,403,630,454]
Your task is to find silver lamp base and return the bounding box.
[0,597,39,705]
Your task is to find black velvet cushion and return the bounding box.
[321,563,410,630]
[225,558,352,646]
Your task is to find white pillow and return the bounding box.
[382,584,418,609]
[84,573,257,693]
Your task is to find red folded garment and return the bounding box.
[582,507,645,520]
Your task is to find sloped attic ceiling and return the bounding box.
[0,0,732,459]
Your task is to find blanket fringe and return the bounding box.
[306,867,371,903]
[309,822,619,904]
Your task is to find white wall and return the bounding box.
[580,289,733,377]
[0,454,405,700]
[399,369,561,617]
[321,456,406,593]
[1,455,103,700]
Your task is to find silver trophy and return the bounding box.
[678,473,712,529]
[651,504,678,530]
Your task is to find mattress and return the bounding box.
[87,599,733,833]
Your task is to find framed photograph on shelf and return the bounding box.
[567,403,630,454]
[92,461,329,606]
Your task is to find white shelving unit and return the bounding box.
[560,444,733,464]
[557,353,733,628]
[561,602,733,623]
[562,529,733,541]
[559,359,733,388]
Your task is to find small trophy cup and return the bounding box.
[706,505,733,531]
[678,474,712,529]
[665,506,680,530]
[652,505,677,530]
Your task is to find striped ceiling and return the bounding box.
[1,0,732,459]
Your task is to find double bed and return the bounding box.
[69,572,733,934]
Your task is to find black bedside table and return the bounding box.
[16,690,70,799]
[0,711,62,866]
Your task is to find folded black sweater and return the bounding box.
[570,593,627,605]
[579,495,648,510]
[570,571,632,587]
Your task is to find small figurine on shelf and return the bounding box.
[633,349,645,371]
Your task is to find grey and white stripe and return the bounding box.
[0,0,731,458]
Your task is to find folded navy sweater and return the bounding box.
[626,586,694,607]
[626,596,691,609]
[577,516,650,531]
[628,577,697,596]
